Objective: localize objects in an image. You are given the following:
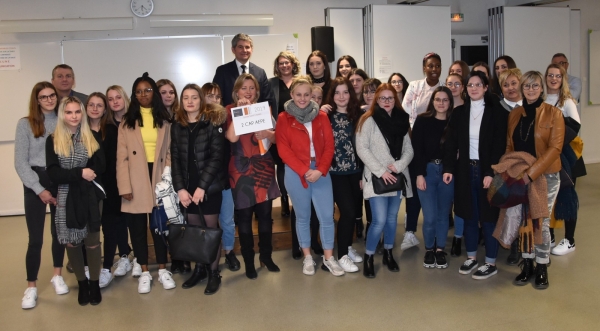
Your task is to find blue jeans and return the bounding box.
[454,214,464,238]
[417,162,454,250]
[219,189,235,251]
[463,163,498,264]
[285,163,335,250]
[366,194,402,255]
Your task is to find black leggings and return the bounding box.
[331,172,362,258]
[236,200,273,259]
[24,186,64,282]
[102,213,132,269]
[187,213,221,271]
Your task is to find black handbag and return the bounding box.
[372,172,407,195]
[168,207,223,265]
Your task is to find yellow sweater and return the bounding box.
[140,107,157,162]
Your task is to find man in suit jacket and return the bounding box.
[213,33,275,111]
[51,64,88,102]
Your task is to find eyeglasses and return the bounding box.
[434,98,449,103]
[390,80,403,86]
[135,88,153,95]
[445,82,462,88]
[378,96,394,103]
[38,93,57,102]
[207,94,222,100]
[522,83,541,90]
[363,90,376,95]
[547,73,562,79]
[87,103,105,110]
[557,61,568,66]
[466,83,484,89]
[278,61,291,66]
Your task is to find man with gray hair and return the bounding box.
[551,53,581,102]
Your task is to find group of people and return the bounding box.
[16,32,584,310]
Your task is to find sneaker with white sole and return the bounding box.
[472,263,498,280]
[551,238,576,256]
[400,231,420,251]
[138,271,152,294]
[131,258,142,278]
[550,237,556,248]
[459,259,479,275]
[348,246,363,263]
[302,256,316,276]
[50,275,69,295]
[113,255,132,277]
[84,266,90,279]
[323,256,345,276]
[158,269,176,290]
[338,255,359,273]
[22,287,37,309]
[99,268,113,288]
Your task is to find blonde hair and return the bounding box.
[106,85,131,114]
[53,96,99,158]
[232,73,260,104]
[544,64,575,108]
[498,68,523,87]
[273,51,301,77]
[520,71,546,101]
[290,75,313,93]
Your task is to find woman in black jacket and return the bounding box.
[170,83,227,295]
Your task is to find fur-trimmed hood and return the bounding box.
[202,103,227,127]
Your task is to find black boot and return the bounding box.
[182,263,207,289]
[281,195,291,217]
[535,263,549,289]
[170,259,184,274]
[239,233,257,279]
[513,258,534,286]
[204,268,222,295]
[77,280,90,306]
[290,208,302,260]
[356,218,364,239]
[224,251,241,271]
[382,249,399,272]
[451,237,462,257]
[363,254,375,278]
[89,280,102,306]
[259,231,280,272]
[507,240,520,265]
[182,261,192,274]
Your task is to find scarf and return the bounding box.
[371,105,409,160]
[523,97,543,114]
[284,99,319,124]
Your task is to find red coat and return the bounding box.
[275,111,334,188]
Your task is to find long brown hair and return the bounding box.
[356,83,403,133]
[28,82,58,138]
[419,87,453,145]
[326,77,361,125]
[86,92,110,140]
[156,79,180,114]
[174,83,205,126]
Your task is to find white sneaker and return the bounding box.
[158,269,176,290]
[113,255,132,277]
[550,238,556,248]
[323,256,345,276]
[50,275,69,295]
[400,231,420,251]
[338,255,359,273]
[138,271,152,294]
[99,268,113,288]
[22,287,37,309]
[131,258,142,278]
[302,256,316,276]
[84,266,90,279]
[348,246,363,263]
[551,238,576,256]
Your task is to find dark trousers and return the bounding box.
[101,213,132,268]
[404,167,420,232]
[127,213,169,265]
[275,160,287,197]
[236,200,274,259]
[331,172,362,258]
[24,186,64,282]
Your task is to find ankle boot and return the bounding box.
[507,240,520,265]
[258,231,280,272]
[281,195,291,217]
[535,263,549,289]
[451,237,462,257]
[290,209,302,260]
[363,254,375,278]
[382,249,399,272]
[77,280,90,306]
[513,258,534,286]
[224,251,241,271]
[89,280,102,305]
[182,263,207,289]
[204,268,221,295]
[239,233,257,279]
[170,260,184,274]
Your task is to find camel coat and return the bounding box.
[117,120,171,214]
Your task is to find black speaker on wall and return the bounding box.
[311,26,334,63]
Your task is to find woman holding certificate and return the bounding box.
[225,73,281,280]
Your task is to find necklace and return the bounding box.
[188,121,199,132]
[471,109,484,120]
[519,117,534,141]
[312,76,325,84]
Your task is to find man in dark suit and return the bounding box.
[213,33,275,111]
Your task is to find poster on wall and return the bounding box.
[0,45,21,70]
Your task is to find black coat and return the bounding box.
[101,124,121,216]
[170,105,228,195]
[443,95,507,222]
[213,60,276,111]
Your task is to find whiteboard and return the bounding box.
[589,30,600,105]
[326,8,365,72]
[223,34,299,78]
[0,42,62,142]
[62,36,223,98]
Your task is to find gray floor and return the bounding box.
[1,165,599,331]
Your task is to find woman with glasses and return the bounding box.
[507,71,564,289]
[413,87,454,268]
[117,72,174,294]
[388,73,409,105]
[336,55,357,78]
[356,83,413,278]
[446,73,465,108]
[499,68,523,113]
[544,64,583,257]
[157,79,180,118]
[16,82,67,309]
[443,71,507,280]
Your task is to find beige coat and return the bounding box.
[117,121,171,214]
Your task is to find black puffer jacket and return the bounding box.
[171,104,228,195]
